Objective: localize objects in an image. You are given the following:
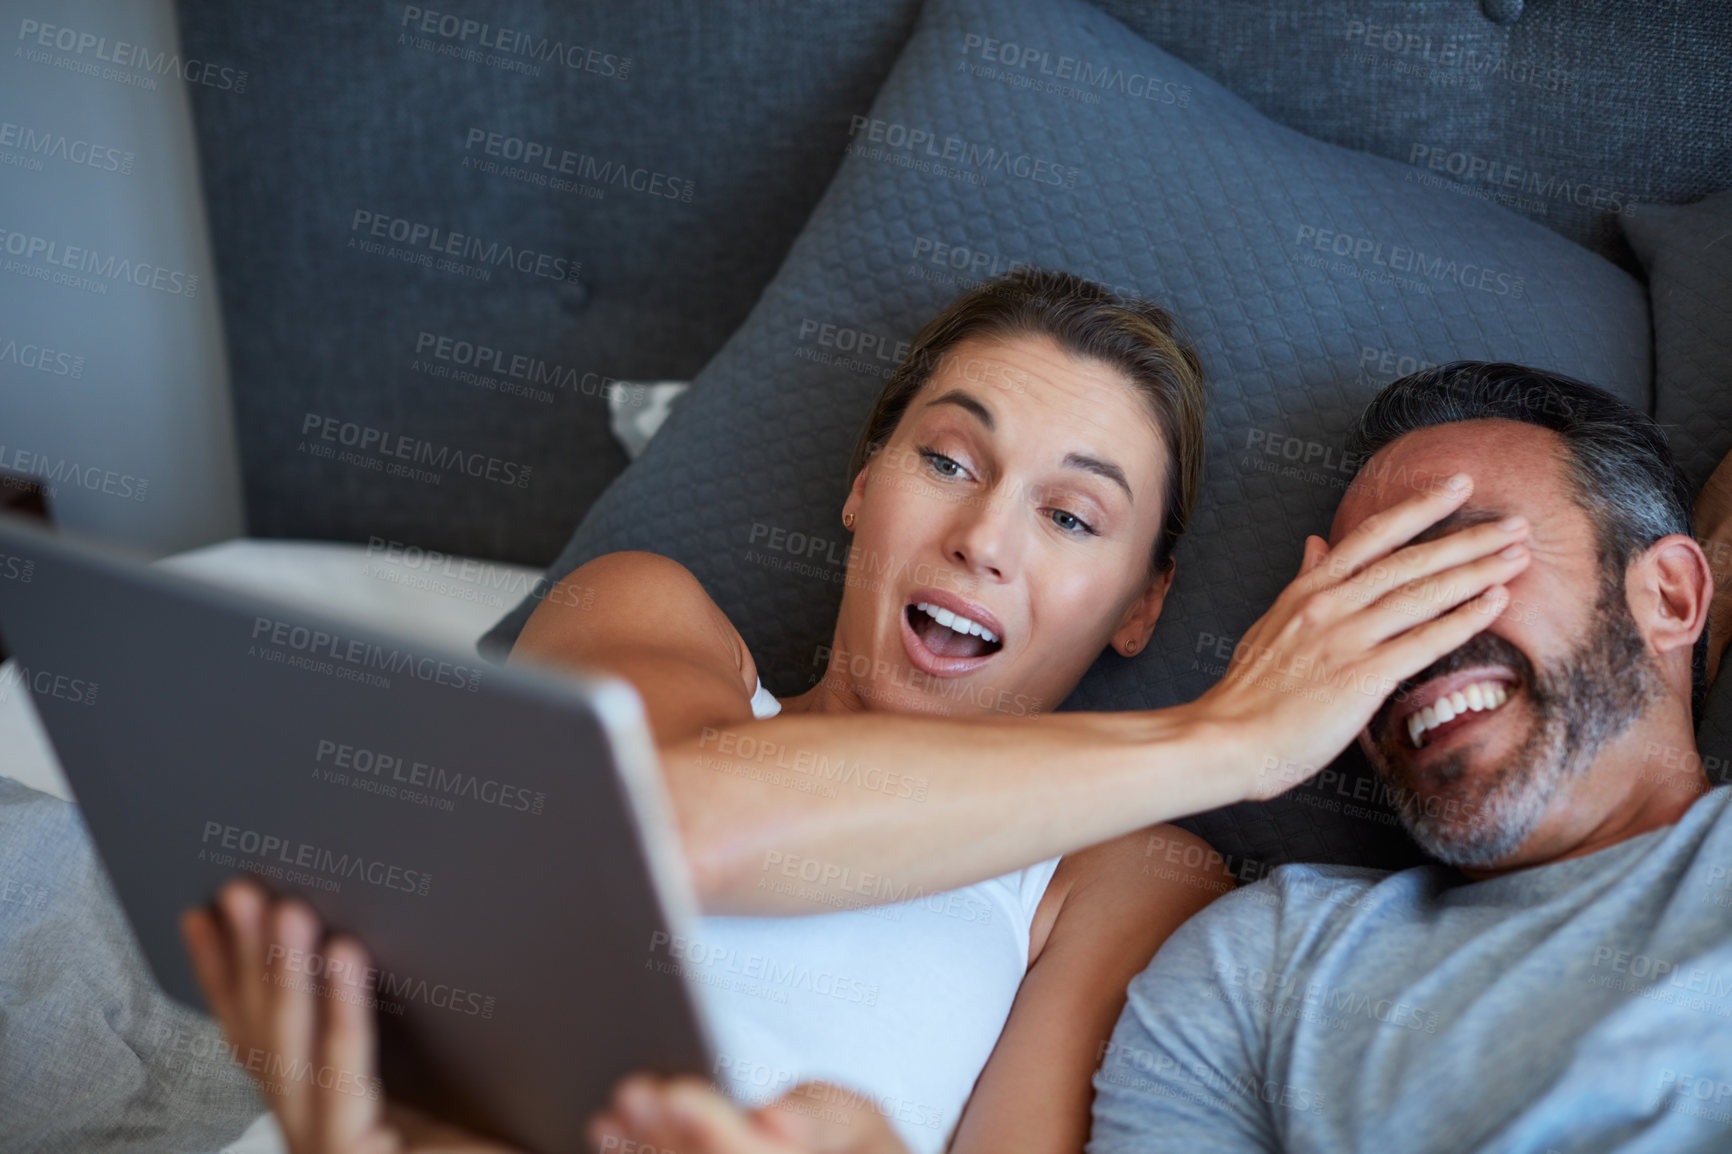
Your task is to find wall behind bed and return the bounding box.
[177,0,1729,566]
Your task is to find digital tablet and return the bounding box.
[0,514,715,1153]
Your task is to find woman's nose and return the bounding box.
[945,490,1020,580]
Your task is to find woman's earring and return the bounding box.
[843,512,856,530]
[1123,638,1138,655]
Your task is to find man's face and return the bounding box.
[1330,419,1663,867]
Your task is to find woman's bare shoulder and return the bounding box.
[512,551,761,739]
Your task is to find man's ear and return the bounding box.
[1115,562,1175,653]
[1631,533,1712,666]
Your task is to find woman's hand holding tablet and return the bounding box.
[180,880,908,1154]
[182,880,523,1154]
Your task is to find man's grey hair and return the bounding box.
[1344,360,1707,724]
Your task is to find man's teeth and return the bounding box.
[1407,681,1510,749]
[915,601,998,643]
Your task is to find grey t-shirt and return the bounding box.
[1091,785,1732,1153]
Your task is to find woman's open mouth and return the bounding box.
[899,597,1004,677]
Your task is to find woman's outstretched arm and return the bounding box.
[513,476,1530,914]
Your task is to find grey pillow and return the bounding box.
[1623,189,1732,493]
[482,0,1649,871]
[1090,0,1732,276]
[1625,190,1732,767]
[178,0,925,566]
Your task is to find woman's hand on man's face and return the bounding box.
[1195,472,1533,802]
[180,879,521,1154]
[588,1075,910,1154]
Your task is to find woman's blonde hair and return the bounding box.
[847,268,1206,574]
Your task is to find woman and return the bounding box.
[183,270,1530,1153]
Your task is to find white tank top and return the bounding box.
[688,678,1062,1154]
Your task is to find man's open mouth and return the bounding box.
[905,601,1004,659]
[1393,670,1519,750]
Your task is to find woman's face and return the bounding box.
[828,331,1176,717]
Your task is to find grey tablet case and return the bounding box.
[0,515,713,1154]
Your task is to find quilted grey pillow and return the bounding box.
[482,0,1649,871]
[1625,190,1732,770]
[1623,189,1732,493]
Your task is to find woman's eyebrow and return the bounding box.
[921,388,1133,503]
[921,388,995,431]
[1062,452,1133,503]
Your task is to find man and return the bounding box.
[1090,360,1732,1152]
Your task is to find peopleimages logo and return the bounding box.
[1408,144,1633,216]
[265,944,498,1020]
[846,115,1079,188]
[0,443,148,501]
[16,18,248,91]
[1294,223,1525,298]
[0,121,134,174]
[960,32,1191,106]
[648,930,882,1007]
[462,129,693,202]
[313,738,546,815]
[200,820,433,897]
[411,331,617,398]
[250,614,485,692]
[399,6,629,78]
[0,661,97,706]
[0,336,84,379]
[0,551,34,583]
[299,412,533,489]
[0,227,198,297]
[348,210,581,283]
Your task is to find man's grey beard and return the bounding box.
[1365,572,1662,868]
